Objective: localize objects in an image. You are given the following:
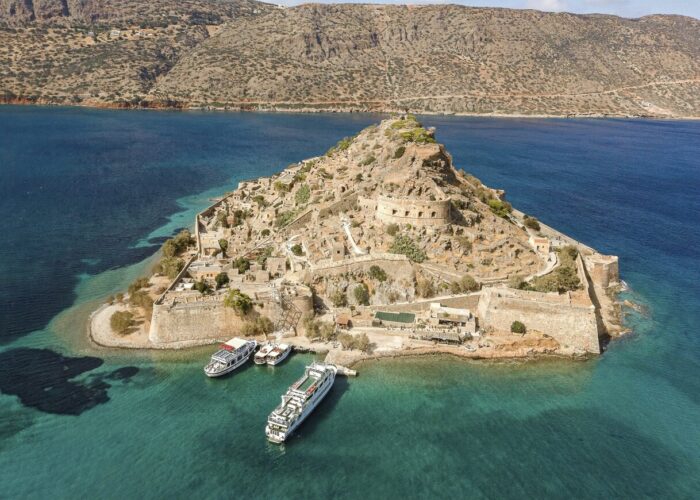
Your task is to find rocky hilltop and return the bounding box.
[2,1,699,117]
[91,116,623,362]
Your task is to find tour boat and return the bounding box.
[204,338,257,377]
[266,343,292,366]
[265,363,337,443]
[254,343,275,365]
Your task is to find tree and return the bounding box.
[194,279,210,294]
[155,257,184,279]
[459,274,480,292]
[110,311,134,335]
[511,321,526,334]
[224,289,253,316]
[386,223,399,236]
[233,257,250,274]
[330,290,348,308]
[353,284,370,306]
[215,272,229,289]
[128,277,149,295]
[319,322,336,341]
[218,239,229,257]
[291,244,304,256]
[523,216,541,231]
[368,265,387,282]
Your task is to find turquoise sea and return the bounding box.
[0,106,699,498]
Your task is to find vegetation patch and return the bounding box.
[390,234,426,263]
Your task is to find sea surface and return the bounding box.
[0,106,699,498]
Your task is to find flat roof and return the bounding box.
[374,311,416,324]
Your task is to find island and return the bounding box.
[90,116,624,367]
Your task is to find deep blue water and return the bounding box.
[0,107,699,498]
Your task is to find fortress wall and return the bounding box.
[477,288,600,354]
[375,196,451,227]
[370,293,480,314]
[149,298,283,347]
[310,253,412,279]
[585,254,619,288]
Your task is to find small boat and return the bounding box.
[266,343,291,366]
[265,363,337,443]
[204,338,257,377]
[254,343,275,365]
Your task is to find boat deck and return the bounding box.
[298,375,318,392]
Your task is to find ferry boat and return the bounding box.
[265,363,337,443]
[266,343,292,366]
[204,338,257,377]
[254,343,275,365]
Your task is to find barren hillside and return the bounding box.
[2,2,699,116]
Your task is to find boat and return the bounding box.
[265,363,337,443]
[254,343,275,365]
[266,343,292,366]
[204,337,257,377]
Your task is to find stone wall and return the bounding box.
[375,196,450,227]
[310,252,412,279]
[477,287,600,354]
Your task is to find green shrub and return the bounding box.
[194,279,210,294]
[233,257,250,274]
[400,128,435,144]
[353,284,370,306]
[390,234,426,263]
[275,210,298,228]
[368,265,387,282]
[161,229,193,257]
[326,136,353,156]
[253,195,268,208]
[338,332,355,350]
[110,311,134,335]
[531,266,580,293]
[261,229,270,237]
[511,321,526,334]
[330,290,348,308]
[393,146,406,159]
[218,239,228,256]
[523,216,541,231]
[359,155,375,166]
[274,180,290,193]
[224,289,253,316]
[129,289,153,313]
[386,223,400,236]
[488,198,513,218]
[295,184,311,205]
[215,272,229,289]
[291,244,304,256]
[128,277,149,295]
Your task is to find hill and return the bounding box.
[2,2,699,116]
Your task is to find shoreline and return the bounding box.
[2,99,699,121]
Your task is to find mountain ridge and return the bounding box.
[2,1,699,117]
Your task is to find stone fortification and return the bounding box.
[477,287,600,354]
[375,196,451,227]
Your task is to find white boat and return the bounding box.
[254,343,275,365]
[266,343,291,366]
[204,338,257,377]
[265,363,337,443]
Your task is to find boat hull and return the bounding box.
[266,367,336,443]
[266,348,291,366]
[204,341,256,377]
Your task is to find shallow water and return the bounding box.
[0,107,698,498]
